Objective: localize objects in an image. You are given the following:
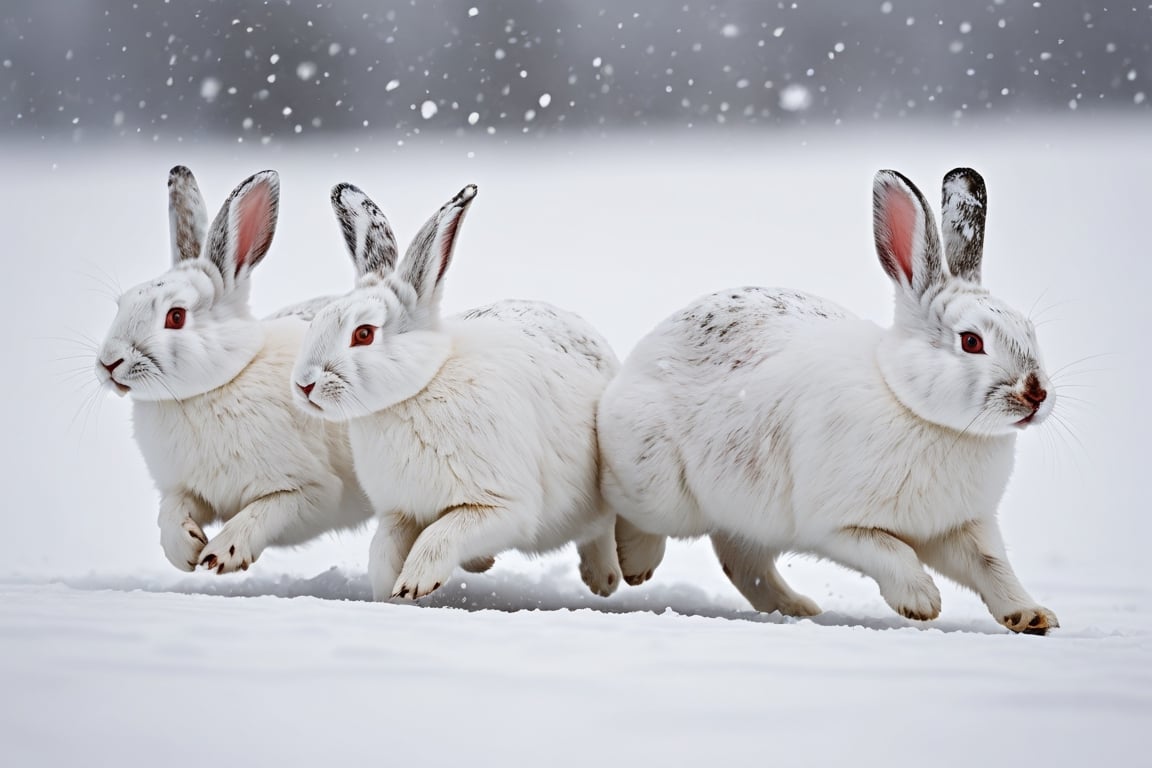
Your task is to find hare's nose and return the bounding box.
[298,382,315,397]
[1022,374,1047,408]
[102,358,124,374]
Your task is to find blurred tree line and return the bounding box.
[1,0,1147,144]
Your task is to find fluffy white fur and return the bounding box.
[599,168,1059,634]
[95,166,373,572]
[293,184,622,601]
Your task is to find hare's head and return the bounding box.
[873,168,1052,436]
[293,184,476,420]
[96,167,278,401]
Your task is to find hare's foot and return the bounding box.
[885,572,942,622]
[1000,605,1059,635]
[616,517,666,586]
[577,532,622,598]
[160,516,208,572]
[199,521,258,574]
[392,552,454,601]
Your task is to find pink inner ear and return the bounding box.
[233,183,271,276]
[882,186,917,284]
[435,210,461,285]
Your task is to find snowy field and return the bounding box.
[2,118,1149,765]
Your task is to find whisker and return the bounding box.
[72,262,124,300]
[1029,295,1082,324]
[1027,286,1053,322]
[1048,353,1119,379]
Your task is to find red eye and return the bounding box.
[351,325,376,347]
[165,308,186,330]
[960,332,984,354]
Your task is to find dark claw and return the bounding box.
[397,586,410,598]
[216,563,225,575]
[432,582,441,591]
[1022,626,1050,636]
[229,545,236,557]
[240,561,249,571]
[202,555,217,569]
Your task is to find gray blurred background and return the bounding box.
[3,0,1148,146]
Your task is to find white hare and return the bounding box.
[293,183,622,601]
[599,168,1059,634]
[95,166,373,573]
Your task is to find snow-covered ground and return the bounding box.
[2,119,1149,765]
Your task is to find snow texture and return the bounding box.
[2,119,1149,765]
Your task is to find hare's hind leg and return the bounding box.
[711,533,820,617]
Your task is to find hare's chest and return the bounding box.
[133,387,304,520]
[835,434,1016,539]
[348,404,502,524]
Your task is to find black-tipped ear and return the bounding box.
[873,170,944,299]
[399,184,478,311]
[203,170,279,289]
[941,167,987,284]
[331,183,398,278]
[168,165,208,264]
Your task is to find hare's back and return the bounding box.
[457,299,619,378]
[627,286,852,378]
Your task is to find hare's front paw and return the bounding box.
[160,517,208,572]
[616,521,666,586]
[884,573,942,622]
[1000,606,1059,635]
[392,554,455,600]
[199,525,258,574]
[579,555,622,598]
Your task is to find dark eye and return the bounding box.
[165,308,186,330]
[960,331,984,354]
[351,325,376,347]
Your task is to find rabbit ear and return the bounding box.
[941,167,987,284]
[873,170,944,299]
[399,184,477,311]
[168,165,208,264]
[203,170,279,290]
[330,183,398,277]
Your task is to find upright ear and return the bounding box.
[203,170,280,290]
[941,167,987,284]
[168,165,208,264]
[330,183,398,278]
[873,170,944,299]
[399,184,478,312]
